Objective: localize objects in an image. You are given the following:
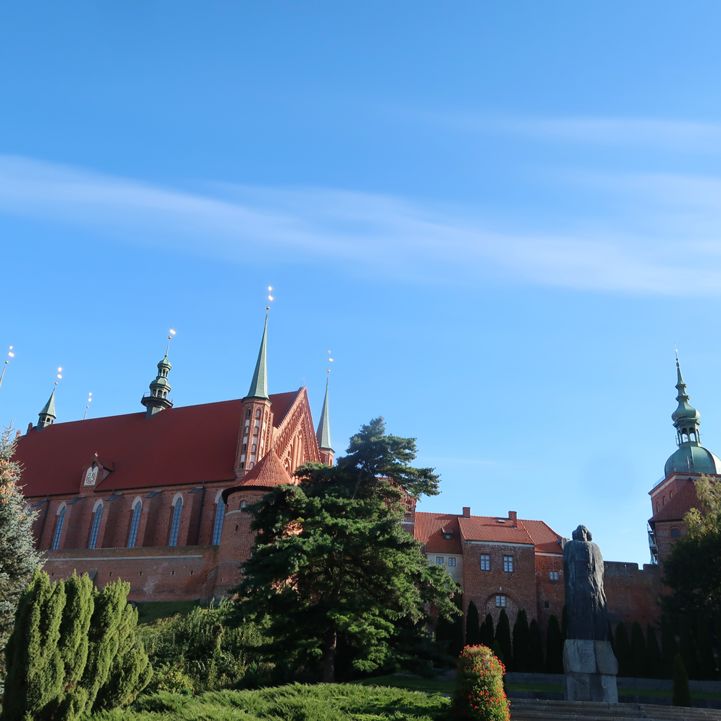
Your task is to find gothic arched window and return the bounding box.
[51,504,66,551]
[88,501,104,549]
[168,495,183,547]
[212,492,225,545]
[127,498,142,548]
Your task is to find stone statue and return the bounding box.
[562,525,618,703]
[564,525,609,642]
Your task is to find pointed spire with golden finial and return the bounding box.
[0,345,15,390]
[317,351,334,464]
[245,287,273,400]
[141,328,176,416]
[37,366,62,429]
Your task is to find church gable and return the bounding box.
[271,387,322,474]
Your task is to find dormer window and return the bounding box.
[442,531,453,540]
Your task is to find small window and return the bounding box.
[245,409,251,419]
[503,555,514,573]
[447,557,457,568]
[671,527,681,538]
[544,600,550,609]
[252,444,257,453]
[88,502,104,550]
[255,409,262,419]
[480,554,491,571]
[495,594,507,608]
[442,531,453,540]
[549,570,560,582]
[127,499,142,548]
[435,556,444,565]
[51,505,66,551]
[168,496,184,547]
[212,497,225,545]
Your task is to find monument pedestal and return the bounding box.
[563,639,618,703]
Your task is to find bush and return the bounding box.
[544,615,563,674]
[453,645,510,721]
[139,600,267,692]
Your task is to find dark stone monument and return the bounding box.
[563,525,618,703]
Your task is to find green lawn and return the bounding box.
[90,684,450,721]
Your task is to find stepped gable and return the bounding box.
[413,512,462,553]
[237,448,295,489]
[14,391,300,497]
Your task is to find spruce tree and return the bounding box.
[645,625,662,679]
[512,609,530,672]
[465,601,481,646]
[236,418,459,681]
[528,619,544,672]
[545,615,563,674]
[630,622,646,678]
[495,609,512,668]
[0,430,43,676]
[614,623,632,677]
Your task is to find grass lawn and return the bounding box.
[90,684,451,721]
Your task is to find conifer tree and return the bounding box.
[661,617,678,678]
[480,613,495,647]
[672,653,691,706]
[236,418,459,682]
[2,572,65,720]
[645,625,662,679]
[465,601,481,646]
[495,609,512,667]
[630,622,646,678]
[545,615,563,673]
[528,619,544,672]
[614,623,632,677]
[512,609,530,672]
[0,430,43,676]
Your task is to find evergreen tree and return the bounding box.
[495,609,512,668]
[645,625,663,679]
[672,653,691,707]
[630,622,646,678]
[2,572,65,721]
[480,613,495,647]
[235,418,459,682]
[695,613,717,679]
[512,610,530,672]
[465,601,481,646]
[679,614,700,680]
[614,623,632,677]
[661,617,678,678]
[528,619,544,673]
[0,430,43,677]
[545,615,563,673]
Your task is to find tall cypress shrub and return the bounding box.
[614,623,632,677]
[512,610,530,672]
[465,601,481,646]
[480,613,495,647]
[661,617,677,679]
[645,625,662,679]
[630,622,646,678]
[528,619,544,673]
[672,653,691,707]
[545,615,563,673]
[495,609,512,668]
[2,572,66,721]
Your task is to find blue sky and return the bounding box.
[3,2,721,564]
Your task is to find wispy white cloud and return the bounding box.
[3,155,721,296]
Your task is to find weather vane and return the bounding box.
[266,285,275,311]
[0,345,15,389]
[83,391,93,420]
[327,349,335,376]
[54,366,63,388]
[165,327,177,355]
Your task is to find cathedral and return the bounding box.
[13,316,710,626]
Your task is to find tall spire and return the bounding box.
[246,308,269,400]
[672,353,701,446]
[317,373,333,453]
[141,329,175,416]
[37,388,57,428]
[37,365,62,429]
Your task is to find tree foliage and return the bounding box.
[528,619,544,673]
[2,572,151,720]
[235,418,458,682]
[466,601,481,646]
[0,430,43,678]
[512,610,530,672]
[494,610,512,668]
[545,615,563,674]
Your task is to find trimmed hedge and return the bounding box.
[453,645,510,721]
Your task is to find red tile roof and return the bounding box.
[414,511,563,553]
[237,448,294,489]
[15,391,301,498]
[413,512,462,554]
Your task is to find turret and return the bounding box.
[235,308,274,477]
[36,388,57,429]
[141,352,173,416]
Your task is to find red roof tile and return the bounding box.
[521,519,564,554]
[15,391,301,497]
[458,515,535,545]
[237,448,294,489]
[413,512,462,554]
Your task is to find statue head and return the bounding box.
[572,525,592,542]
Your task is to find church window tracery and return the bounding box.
[168,495,183,547]
[51,504,66,551]
[212,492,225,545]
[88,501,104,549]
[127,498,142,548]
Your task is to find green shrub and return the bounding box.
[139,600,266,692]
[453,645,510,721]
[142,665,195,696]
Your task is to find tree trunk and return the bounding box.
[321,628,337,683]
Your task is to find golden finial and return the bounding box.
[165,327,177,355]
[55,366,63,387]
[83,391,93,420]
